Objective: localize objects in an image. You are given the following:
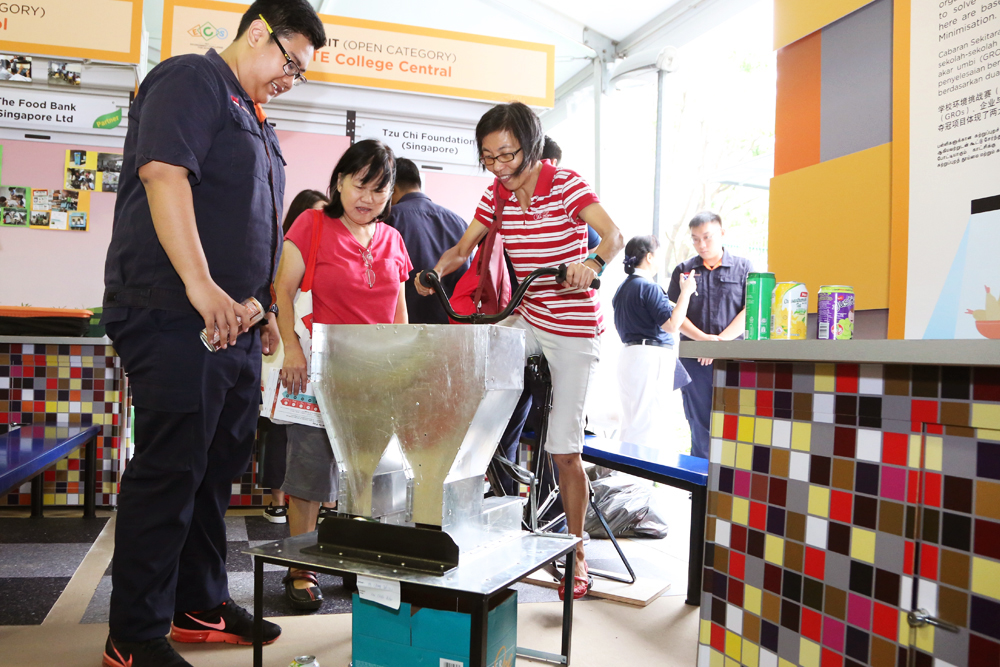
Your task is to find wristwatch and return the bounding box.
[268,302,279,316]
[585,252,607,276]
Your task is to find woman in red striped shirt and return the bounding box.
[418,102,624,599]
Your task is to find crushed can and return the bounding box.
[290,657,319,667]
[200,297,265,351]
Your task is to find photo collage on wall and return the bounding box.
[0,150,109,231]
[64,150,122,194]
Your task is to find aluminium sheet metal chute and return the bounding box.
[309,323,526,567]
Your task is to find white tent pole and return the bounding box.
[593,57,602,197]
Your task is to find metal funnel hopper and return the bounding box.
[310,324,525,530]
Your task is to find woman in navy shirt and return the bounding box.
[613,236,697,448]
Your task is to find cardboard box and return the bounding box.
[352,590,517,667]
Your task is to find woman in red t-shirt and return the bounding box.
[417,102,625,600]
[273,139,412,611]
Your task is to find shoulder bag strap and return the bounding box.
[300,209,324,293]
[472,179,506,309]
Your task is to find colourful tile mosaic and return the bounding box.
[0,341,128,507]
[700,361,1000,667]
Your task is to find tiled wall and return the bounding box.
[0,342,127,507]
[698,361,1000,667]
[1,341,281,509]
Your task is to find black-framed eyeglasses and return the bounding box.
[259,14,307,86]
[479,148,522,166]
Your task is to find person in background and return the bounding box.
[542,136,600,251]
[98,1,325,665]
[667,211,753,459]
[385,157,470,324]
[418,102,624,601]
[274,139,411,612]
[613,235,697,448]
[259,189,328,524]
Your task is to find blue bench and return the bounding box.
[0,424,102,518]
[582,435,708,606]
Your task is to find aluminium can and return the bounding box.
[289,657,319,667]
[770,282,808,340]
[817,286,855,340]
[200,297,265,352]
[745,272,776,340]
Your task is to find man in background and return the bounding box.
[386,157,469,324]
[667,211,752,459]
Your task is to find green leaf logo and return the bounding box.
[93,108,122,129]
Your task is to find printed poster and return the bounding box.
[907,3,1000,339]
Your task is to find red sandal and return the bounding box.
[558,561,592,600]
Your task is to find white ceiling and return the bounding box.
[528,0,681,40]
[141,0,750,97]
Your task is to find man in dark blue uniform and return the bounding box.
[385,158,470,324]
[667,212,753,460]
[100,2,324,665]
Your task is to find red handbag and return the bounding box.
[449,178,512,320]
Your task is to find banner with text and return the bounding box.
[0,88,127,135]
[162,0,554,106]
[0,0,143,64]
[354,117,477,166]
[907,0,1000,339]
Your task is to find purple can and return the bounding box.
[817,286,855,340]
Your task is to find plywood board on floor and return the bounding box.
[525,566,670,607]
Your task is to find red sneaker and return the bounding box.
[103,635,192,667]
[169,598,281,646]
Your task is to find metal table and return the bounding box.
[245,532,581,667]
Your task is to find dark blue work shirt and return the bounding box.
[613,271,676,347]
[103,49,285,318]
[667,249,752,341]
[385,191,469,324]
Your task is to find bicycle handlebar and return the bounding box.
[417,264,601,324]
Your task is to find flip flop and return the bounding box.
[558,562,592,601]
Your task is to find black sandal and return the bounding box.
[283,569,324,611]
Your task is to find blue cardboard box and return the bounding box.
[352,590,517,667]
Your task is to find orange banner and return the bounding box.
[0,0,143,64]
[162,0,554,107]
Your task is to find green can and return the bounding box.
[745,272,776,340]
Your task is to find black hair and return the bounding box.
[236,0,326,51]
[623,235,660,275]
[475,102,544,178]
[282,189,328,234]
[393,157,422,190]
[689,211,723,229]
[324,139,396,223]
[542,135,562,163]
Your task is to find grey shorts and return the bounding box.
[281,424,339,503]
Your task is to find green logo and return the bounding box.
[93,108,122,130]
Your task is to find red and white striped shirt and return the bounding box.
[474,163,602,338]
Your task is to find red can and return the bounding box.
[200,297,265,352]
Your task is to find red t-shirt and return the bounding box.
[474,163,602,338]
[285,210,412,325]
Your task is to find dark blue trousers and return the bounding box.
[105,309,261,642]
[679,357,713,460]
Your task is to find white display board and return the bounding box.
[906,3,1000,339]
[354,116,478,168]
[0,86,128,137]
